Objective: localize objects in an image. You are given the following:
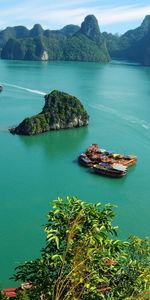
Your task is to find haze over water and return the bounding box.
[0,59,150,287]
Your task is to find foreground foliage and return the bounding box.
[11,197,150,299]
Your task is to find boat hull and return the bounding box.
[91,166,126,178]
[78,155,93,167]
[92,167,126,178]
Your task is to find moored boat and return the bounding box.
[0,85,3,92]
[78,143,137,178]
[91,162,127,178]
[85,144,137,167]
[78,153,93,167]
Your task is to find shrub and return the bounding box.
[13,197,150,300]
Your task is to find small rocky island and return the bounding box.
[10,90,89,135]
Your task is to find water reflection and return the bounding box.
[18,127,88,158]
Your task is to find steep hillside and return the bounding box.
[104,15,150,66]
[1,15,110,62]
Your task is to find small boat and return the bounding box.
[0,85,3,92]
[78,153,93,167]
[91,162,127,178]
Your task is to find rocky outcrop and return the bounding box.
[73,15,110,62]
[79,15,102,45]
[10,90,89,135]
[41,50,49,60]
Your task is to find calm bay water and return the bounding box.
[0,59,150,287]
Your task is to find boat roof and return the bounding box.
[99,162,110,166]
[100,148,106,153]
[112,164,127,171]
[112,153,120,157]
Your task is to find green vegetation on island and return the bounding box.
[10,90,89,135]
[1,14,150,64]
[0,15,110,63]
[104,15,150,66]
[1,196,149,300]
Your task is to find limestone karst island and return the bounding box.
[10,90,89,135]
[0,14,150,65]
[0,15,110,63]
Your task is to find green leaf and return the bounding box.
[54,209,60,214]
[52,254,62,261]
[48,236,59,249]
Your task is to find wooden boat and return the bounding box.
[85,144,137,167]
[0,85,3,92]
[91,162,127,178]
[78,144,136,178]
[78,153,93,167]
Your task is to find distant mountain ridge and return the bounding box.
[0,23,80,49]
[0,15,110,62]
[103,15,150,66]
[0,15,150,65]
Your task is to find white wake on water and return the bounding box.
[90,103,150,130]
[0,83,46,132]
[0,127,9,132]
[1,82,46,96]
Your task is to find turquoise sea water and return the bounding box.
[0,60,150,287]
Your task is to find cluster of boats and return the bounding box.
[78,144,137,178]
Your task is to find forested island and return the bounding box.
[103,15,150,66]
[0,14,150,65]
[0,15,110,63]
[10,90,89,135]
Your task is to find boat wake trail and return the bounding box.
[1,82,46,96]
[0,127,8,133]
[90,103,150,130]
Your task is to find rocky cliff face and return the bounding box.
[10,90,89,135]
[79,15,102,45]
[74,15,110,62]
[140,15,150,32]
